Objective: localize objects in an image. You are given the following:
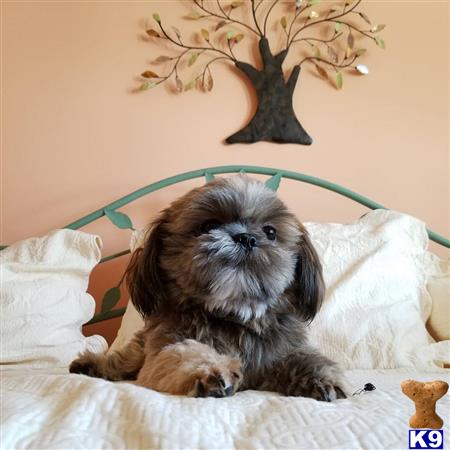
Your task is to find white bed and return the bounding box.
[1,208,449,450]
[2,367,449,450]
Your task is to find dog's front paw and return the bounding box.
[69,353,101,378]
[309,378,347,402]
[194,367,242,398]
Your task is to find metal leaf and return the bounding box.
[152,13,161,23]
[355,48,367,57]
[184,80,195,91]
[175,76,183,93]
[329,4,340,13]
[226,29,236,40]
[375,37,386,49]
[146,29,160,38]
[335,71,343,89]
[309,10,319,18]
[334,22,342,33]
[101,287,121,313]
[347,30,354,49]
[355,64,369,75]
[328,46,338,63]
[359,12,371,25]
[154,55,172,63]
[141,70,159,78]
[139,81,156,91]
[188,53,199,67]
[204,170,215,182]
[314,63,328,79]
[280,16,287,29]
[172,26,182,38]
[215,20,227,31]
[265,173,282,192]
[104,209,134,229]
[371,24,386,33]
[204,73,214,92]
[201,28,210,41]
[186,11,204,19]
[312,45,321,58]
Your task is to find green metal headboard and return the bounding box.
[5,165,450,325]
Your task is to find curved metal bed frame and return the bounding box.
[5,165,450,325]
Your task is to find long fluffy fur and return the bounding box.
[70,175,345,400]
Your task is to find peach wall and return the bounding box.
[2,1,449,344]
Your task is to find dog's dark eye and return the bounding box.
[262,225,277,241]
[201,220,221,234]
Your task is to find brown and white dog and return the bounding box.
[70,175,345,400]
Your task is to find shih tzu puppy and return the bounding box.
[70,175,346,401]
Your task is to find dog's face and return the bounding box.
[127,175,324,322]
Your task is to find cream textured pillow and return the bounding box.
[0,229,108,369]
[110,210,449,369]
[306,210,448,369]
[108,227,147,354]
[427,259,450,342]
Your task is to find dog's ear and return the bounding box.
[292,231,325,322]
[125,217,167,317]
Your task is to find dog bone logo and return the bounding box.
[401,379,448,429]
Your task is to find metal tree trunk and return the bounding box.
[226,38,312,145]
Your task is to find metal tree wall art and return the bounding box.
[139,0,386,145]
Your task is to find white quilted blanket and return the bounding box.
[1,368,449,450]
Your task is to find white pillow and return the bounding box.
[108,227,147,354]
[0,229,108,369]
[109,210,449,369]
[427,259,450,342]
[306,210,448,369]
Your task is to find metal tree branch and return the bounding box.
[235,61,261,85]
[227,39,237,60]
[287,0,362,50]
[154,49,190,87]
[286,3,311,46]
[292,33,343,45]
[290,32,343,64]
[299,54,358,69]
[329,20,376,41]
[201,56,229,82]
[193,56,231,90]
[286,65,300,94]
[250,0,264,36]
[148,51,231,91]
[263,0,279,36]
[156,19,236,61]
[254,0,264,12]
[193,0,261,37]
[275,49,288,65]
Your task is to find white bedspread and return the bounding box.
[1,368,449,450]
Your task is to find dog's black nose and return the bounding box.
[224,385,234,396]
[233,233,257,250]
